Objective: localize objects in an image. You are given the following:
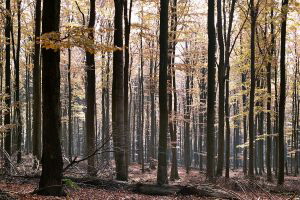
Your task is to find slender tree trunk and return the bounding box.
[223,0,237,178]
[85,0,96,176]
[199,70,206,171]
[206,0,216,180]
[266,6,275,181]
[225,76,230,178]
[4,0,12,173]
[184,68,191,174]
[15,0,22,164]
[157,0,169,185]
[216,0,225,176]
[112,0,128,181]
[137,30,145,172]
[169,0,179,181]
[274,61,279,176]
[278,0,289,185]
[123,0,132,173]
[68,48,73,161]
[32,0,42,162]
[132,99,136,163]
[248,0,256,178]
[38,0,63,195]
[150,41,156,163]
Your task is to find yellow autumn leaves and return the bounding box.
[40,27,121,53]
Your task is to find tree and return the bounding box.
[216,0,225,177]
[124,0,133,174]
[15,0,22,164]
[38,0,63,196]
[32,0,42,162]
[248,0,257,178]
[266,4,275,181]
[68,46,72,162]
[224,0,237,179]
[157,0,169,185]
[206,0,216,180]
[4,0,12,173]
[112,0,128,181]
[85,0,96,176]
[169,0,179,181]
[278,0,289,185]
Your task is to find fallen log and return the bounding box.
[133,183,181,196]
[63,177,130,191]
[133,183,239,199]
[178,184,239,199]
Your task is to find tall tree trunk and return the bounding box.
[123,0,132,173]
[225,75,230,178]
[184,67,191,174]
[206,0,216,180]
[242,72,247,175]
[25,55,31,154]
[32,0,42,161]
[16,0,22,164]
[38,0,63,195]
[68,48,72,161]
[216,0,225,177]
[224,0,237,178]
[278,0,289,185]
[199,69,206,171]
[157,0,169,185]
[266,6,275,181]
[150,41,156,163]
[137,30,145,172]
[112,0,128,181]
[85,0,96,176]
[274,60,279,176]
[248,0,257,178]
[4,0,12,173]
[169,0,179,181]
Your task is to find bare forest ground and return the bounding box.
[0,156,299,200]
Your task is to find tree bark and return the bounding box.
[266,6,275,182]
[112,0,128,181]
[32,0,42,162]
[278,0,289,185]
[4,0,12,173]
[216,0,225,177]
[85,0,96,176]
[15,0,22,164]
[248,0,256,178]
[123,0,132,173]
[206,0,217,180]
[68,47,72,161]
[157,0,169,185]
[38,0,63,195]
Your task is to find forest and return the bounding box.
[0,0,299,199]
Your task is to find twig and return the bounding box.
[63,135,112,172]
[0,148,19,174]
[75,1,85,26]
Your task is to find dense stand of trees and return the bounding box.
[0,0,298,196]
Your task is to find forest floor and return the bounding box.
[0,160,299,200]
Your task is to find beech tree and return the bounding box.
[206,0,216,180]
[32,0,42,162]
[4,0,11,173]
[112,0,128,181]
[278,0,289,185]
[157,0,169,185]
[85,0,96,176]
[38,0,63,196]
